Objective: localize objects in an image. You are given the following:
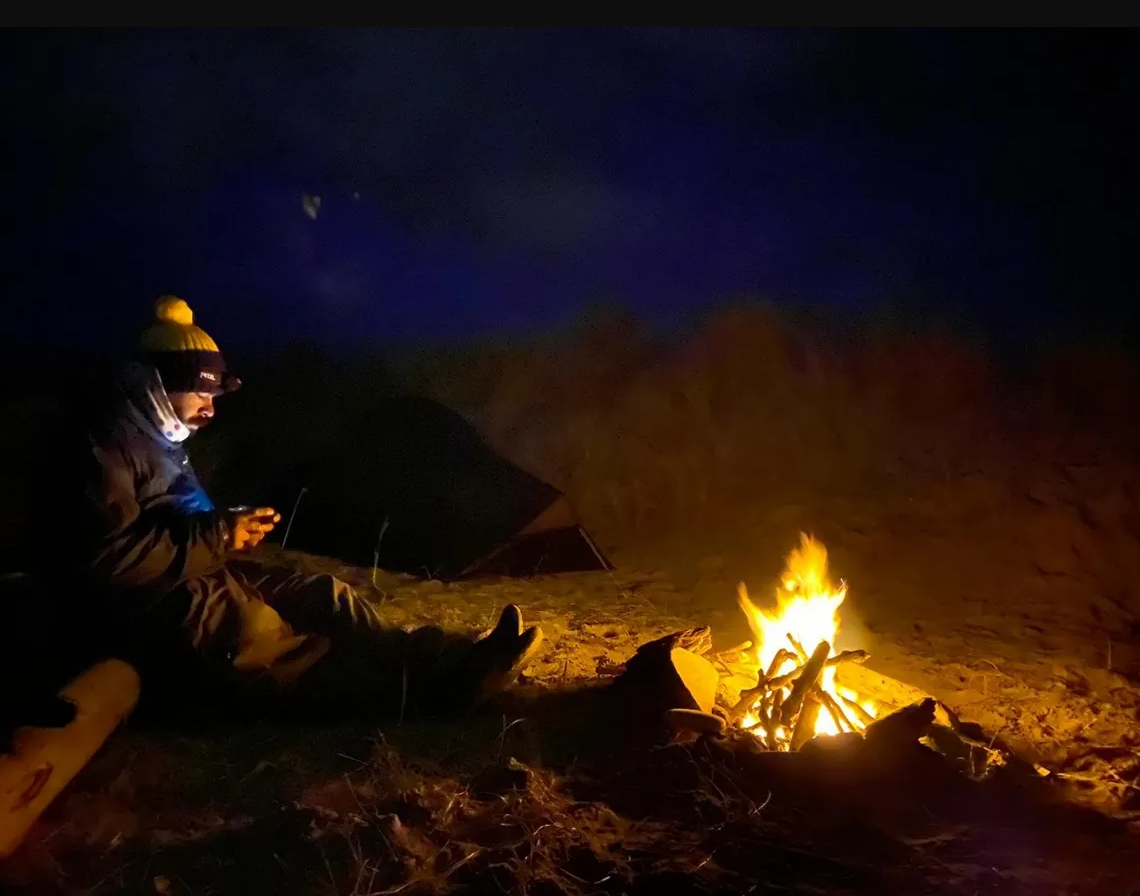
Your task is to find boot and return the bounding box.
[470,605,543,701]
[474,623,544,705]
[442,605,545,714]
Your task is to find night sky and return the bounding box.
[3,28,1137,353]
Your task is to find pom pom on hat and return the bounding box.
[140,295,220,354]
[155,295,195,326]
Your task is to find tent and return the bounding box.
[267,396,610,580]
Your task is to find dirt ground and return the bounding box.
[5,472,1140,895]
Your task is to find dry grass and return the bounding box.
[6,670,1138,895]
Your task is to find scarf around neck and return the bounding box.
[119,361,192,445]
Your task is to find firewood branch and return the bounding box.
[765,649,869,691]
[780,640,831,727]
[838,692,875,727]
[725,647,797,725]
[765,648,796,680]
[789,691,822,751]
[786,633,809,662]
[764,690,784,750]
[816,687,855,733]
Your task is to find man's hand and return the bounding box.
[227,507,281,552]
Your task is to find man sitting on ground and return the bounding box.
[62,295,543,721]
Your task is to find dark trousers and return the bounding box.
[111,562,488,724]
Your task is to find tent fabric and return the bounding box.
[267,396,610,580]
[460,507,610,578]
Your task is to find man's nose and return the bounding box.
[200,401,215,418]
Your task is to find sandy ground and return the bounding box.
[4,471,1140,894]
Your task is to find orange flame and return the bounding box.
[737,534,875,741]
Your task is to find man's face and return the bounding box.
[168,392,217,432]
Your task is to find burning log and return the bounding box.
[780,640,831,727]
[725,646,798,726]
[816,687,855,734]
[786,633,809,663]
[789,691,822,751]
[838,693,876,727]
[765,649,870,692]
[727,684,765,726]
[763,690,784,749]
[753,690,772,725]
[765,647,796,680]
[738,709,764,733]
[833,663,933,716]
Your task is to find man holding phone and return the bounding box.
[66,296,543,722]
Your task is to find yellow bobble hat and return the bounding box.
[139,296,241,394]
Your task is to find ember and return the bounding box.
[731,534,878,750]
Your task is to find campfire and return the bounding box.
[619,533,995,764]
[611,531,1053,791]
[728,534,879,751]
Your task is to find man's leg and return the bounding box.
[119,566,396,722]
[120,568,317,722]
[226,562,387,645]
[226,561,544,720]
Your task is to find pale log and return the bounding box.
[817,688,855,733]
[833,663,933,713]
[838,693,876,727]
[780,640,830,726]
[789,691,822,751]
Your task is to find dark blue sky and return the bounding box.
[3,29,1137,351]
